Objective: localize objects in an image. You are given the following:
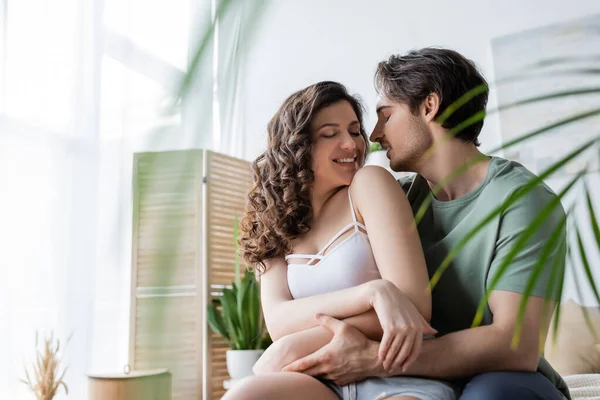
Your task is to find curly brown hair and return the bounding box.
[239,81,369,273]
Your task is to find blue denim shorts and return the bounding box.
[321,376,458,400]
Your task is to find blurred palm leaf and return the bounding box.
[514,208,568,350]
[567,245,599,342]
[473,169,583,327]
[422,58,600,346]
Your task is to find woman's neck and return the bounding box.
[309,183,345,220]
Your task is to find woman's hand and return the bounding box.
[368,280,437,373]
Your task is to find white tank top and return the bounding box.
[285,189,381,299]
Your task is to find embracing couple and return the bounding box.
[223,48,571,400]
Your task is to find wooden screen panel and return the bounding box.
[204,151,252,399]
[130,150,204,400]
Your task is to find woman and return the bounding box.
[224,82,456,400]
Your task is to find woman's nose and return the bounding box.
[340,132,357,150]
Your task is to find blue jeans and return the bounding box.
[459,372,566,400]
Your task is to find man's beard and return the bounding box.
[390,122,433,173]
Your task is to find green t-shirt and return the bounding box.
[399,156,570,399]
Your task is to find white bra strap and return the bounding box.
[284,254,324,261]
[347,189,358,230]
[317,222,355,256]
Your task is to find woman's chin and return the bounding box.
[339,174,356,186]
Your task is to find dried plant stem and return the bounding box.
[21,332,69,400]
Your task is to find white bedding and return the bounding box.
[565,374,600,399]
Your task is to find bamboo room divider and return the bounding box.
[129,149,252,399]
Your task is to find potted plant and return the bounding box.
[207,219,271,381]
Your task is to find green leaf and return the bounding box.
[221,288,242,349]
[429,139,596,291]
[370,142,383,152]
[498,67,600,84]
[435,84,489,125]
[523,55,600,69]
[231,281,238,301]
[413,153,488,226]
[248,279,260,347]
[511,212,567,349]
[472,169,584,328]
[550,254,566,344]
[567,243,600,342]
[584,180,600,253]
[542,241,569,350]
[433,76,600,142]
[420,83,600,194]
[415,108,600,227]
[237,276,251,348]
[494,87,597,120]
[207,305,230,343]
[175,0,235,103]
[575,224,600,306]
[489,108,600,155]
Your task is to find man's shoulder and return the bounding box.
[485,157,559,204]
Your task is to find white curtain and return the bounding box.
[216,0,266,159]
[0,1,102,398]
[0,0,253,398]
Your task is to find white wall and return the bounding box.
[240,0,600,160]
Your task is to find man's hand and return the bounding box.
[282,314,384,385]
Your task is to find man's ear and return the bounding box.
[421,93,441,123]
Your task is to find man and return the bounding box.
[283,48,570,399]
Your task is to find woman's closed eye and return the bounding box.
[322,130,361,138]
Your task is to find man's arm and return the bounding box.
[282,290,554,384]
[397,290,554,378]
[401,183,566,378]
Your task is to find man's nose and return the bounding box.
[370,123,382,142]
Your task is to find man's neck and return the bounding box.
[418,141,491,202]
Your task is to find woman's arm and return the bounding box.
[260,256,389,341]
[254,310,381,374]
[350,166,431,320]
[349,166,433,370]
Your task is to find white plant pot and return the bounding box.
[226,349,264,380]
